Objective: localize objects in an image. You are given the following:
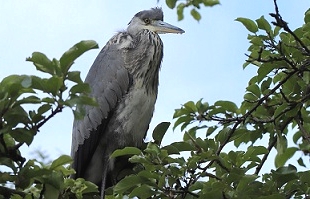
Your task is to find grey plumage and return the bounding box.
[71,7,184,198]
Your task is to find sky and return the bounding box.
[1,0,310,171]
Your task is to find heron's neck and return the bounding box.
[125,30,163,94]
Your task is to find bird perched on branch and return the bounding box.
[71,7,184,198]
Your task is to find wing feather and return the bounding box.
[71,35,130,178]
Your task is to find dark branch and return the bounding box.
[255,116,293,175]
[295,117,310,143]
[270,0,310,55]
[36,105,63,130]
[255,135,277,175]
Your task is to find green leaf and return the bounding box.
[0,172,16,183]
[177,3,185,21]
[26,52,54,75]
[60,40,98,73]
[243,146,268,162]
[173,107,190,118]
[166,0,177,9]
[67,71,83,83]
[215,127,230,143]
[236,174,259,192]
[144,142,160,155]
[256,16,272,33]
[44,182,60,199]
[183,127,197,141]
[297,157,306,167]
[206,126,218,136]
[305,9,310,23]
[276,134,287,155]
[275,147,298,168]
[161,145,180,155]
[38,104,52,115]
[69,83,91,95]
[272,165,298,188]
[41,97,55,104]
[236,17,258,33]
[173,115,192,130]
[214,100,238,113]
[202,0,220,7]
[29,75,45,91]
[171,141,195,152]
[260,77,272,93]
[114,175,142,194]
[111,147,142,158]
[9,128,34,146]
[65,95,97,108]
[191,9,201,21]
[17,95,41,105]
[4,105,30,126]
[183,101,197,113]
[82,180,99,194]
[50,155,72,170]
[274,104,287,119]
[257,64,274,83]
[152,122,170,145]
[250,37,263,46]
[0,75,34,98]
[129,184,156,198]
[45,76,63,95]
[196,99,209,113]
[274,26,282,37]
[246,84,261,98]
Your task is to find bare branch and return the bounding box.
[255,135,277,175]
[270,0,310,54]
[295,118,310,143]
[36,105,63,130]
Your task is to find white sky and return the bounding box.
[1,0,310,171]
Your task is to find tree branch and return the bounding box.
[270,0,310,55]
[36,105,63,130]
[295,117,310,143]
[255,135,277,175]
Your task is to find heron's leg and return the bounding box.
[100,156,109,199]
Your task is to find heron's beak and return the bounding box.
[150,20,185,34]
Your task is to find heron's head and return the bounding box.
[127,8,185,35]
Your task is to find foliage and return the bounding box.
[106,1,310,199]
[0,41,99,198]
[165,0,220,21]
[2,0,310,199]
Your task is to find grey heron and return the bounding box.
[71,7,184,198]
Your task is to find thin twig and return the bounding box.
[271,0,310,54]
[255,136,277,175]
[36,105,63,130]
[295,118,310,143]
[255,116,293,175]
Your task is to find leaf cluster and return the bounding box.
[0,41,99,198]
[165,0,220,21]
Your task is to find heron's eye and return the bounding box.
[144,18,151,24]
